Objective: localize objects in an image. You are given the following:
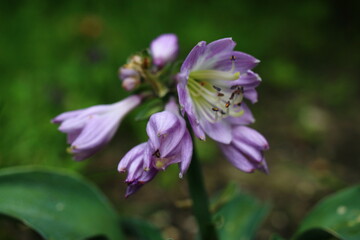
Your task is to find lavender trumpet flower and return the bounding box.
[52,95,141,160]
[118,99,192,197]
[177,38,268,172]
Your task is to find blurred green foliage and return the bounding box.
[0,0,359,238]
[0,0,358,168]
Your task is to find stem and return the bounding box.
[143,70,168,97]
[187,137,219,240]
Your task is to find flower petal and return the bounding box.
[177,82,206,140]
[52,109,84,124]
[233,126,269,150]
[125,168,158,198]
[215,51,260,73]
[204,38,236,60]
[200,119,232,144]
[118,143,147,172]
[219,143,258,173]
[226,103,255,126]
[177,130,193,176]
[146,111,185,156]
[244,88,258,103]
[181,41,207,72]
[231,70,261,88]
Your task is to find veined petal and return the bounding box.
[205,38,236,60]
[226,103,255,125]
[244,88,258,103]
[146,111,185,156]
[125,168,158,198]
[219,143,258,173]
[70,113,120,157]
[200,119,232,144]
[233,126,269,150]
[232,139,264,162]
[164,97,181,116]
[215,51,260,73]
[177,82,206,140]
[181,41,207,72]
[177,130,193,176]
[54,95,142,161]
[230,70,261,88]
[118,143,147,172]
[52,109,84,124]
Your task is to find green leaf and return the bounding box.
[121,218,164,240]
[0,166,123,240]
[270,234,287,240]
[134,98,163,121]
[294,185,360,240]
[212,183,270,240]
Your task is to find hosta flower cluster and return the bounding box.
[52,34,269,197]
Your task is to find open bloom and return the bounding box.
[52,95,141,160]
[177,38,261,144]
[118,99,192,197]
[150,33,179,68]
[177,38,268,173]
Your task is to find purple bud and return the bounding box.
[150,34,178,68]
[122,77,140,91]
[119,67,139,80]
[118,67,141,91]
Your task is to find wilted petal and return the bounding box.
[150,34,178,68]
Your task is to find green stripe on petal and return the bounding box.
[189,69,240,81]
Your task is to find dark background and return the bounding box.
[0,0,359,239]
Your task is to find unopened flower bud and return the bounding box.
[122,77,140,91]
[119,67,138,79]
[150,34,178,68]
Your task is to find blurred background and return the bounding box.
[0,0,359,239]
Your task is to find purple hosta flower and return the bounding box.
[150,33,179,68]
[118,99,192,197]
[52,95,142,160]
[177,38,261,144]
[177,38,269,173]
